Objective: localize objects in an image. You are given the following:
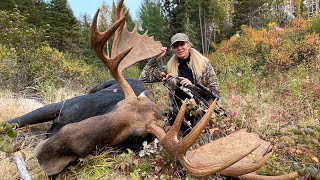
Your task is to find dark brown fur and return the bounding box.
[34,95,162,176]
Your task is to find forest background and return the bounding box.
[0,0,319,179]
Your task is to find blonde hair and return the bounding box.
[167,43,208,79]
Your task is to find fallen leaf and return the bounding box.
[209,128,219,135]
[311,156,319,163]
[155,166,162,173]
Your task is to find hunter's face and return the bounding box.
[172,41,191,59]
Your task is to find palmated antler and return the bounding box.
[148,100,261,178]
[147,100,298,179]
[91,0,162,98]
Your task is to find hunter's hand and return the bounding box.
[156,47,167,61]
[179,77,192,86]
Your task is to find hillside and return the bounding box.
[0,16,320,180]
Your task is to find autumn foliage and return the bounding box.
[212,18,319,74]
[210,18,320,95]
[208,19,320,179]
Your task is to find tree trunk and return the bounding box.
[204,13,208,56]
[199,4,205,54]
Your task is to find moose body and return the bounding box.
[5,78,145,135]
[35,96,163,176]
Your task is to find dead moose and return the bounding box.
[9,0,299,179]
[5,78,145,136]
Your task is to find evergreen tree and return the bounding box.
[160,0,182,36]
[78,13,100,65]
[0,0,16,11]
[138,0,170,69]
[159,0,227,53]
[45,0,81,52]
[0,0,48,27]
[233,0,268,31]
[16,0,47,27]
[139,0,169,47]
[111,2,135,31]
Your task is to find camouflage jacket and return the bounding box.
[139,58,219,107]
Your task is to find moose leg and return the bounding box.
[5,102,63,128]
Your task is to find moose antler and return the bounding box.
[147,100,262,178]
[91,0,162,98]
[147,100,298,179]
[90,1,298,179]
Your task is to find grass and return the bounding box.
[0,91,46,179]
[0,62,319,179]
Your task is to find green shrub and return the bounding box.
[27,46,111,95]
[0,46,17,90]
[0,9,114,97]
[308,15,320,33]
[0,122,17,153]
[0,10,46,51]
[209,53,256,95]
[124,65,142,79]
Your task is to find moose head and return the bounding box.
[34,0,298,179]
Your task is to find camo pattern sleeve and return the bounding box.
[139,58,166,83]
[199,61,220,95]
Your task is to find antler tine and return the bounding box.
[132,23,138,32]
[159,100,188,155]
[178,99,217,153]
[115,0,124,20]
[161,99,217,155]
[156,99,216,156]
[91,1,138,98]
[91,9,128,70]
[112,6,128,57]
[147,121,166,140]
[239,171,298,180]
[166,100,188,139]
[220,151,273,177]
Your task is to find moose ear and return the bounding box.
[138,90,155,101]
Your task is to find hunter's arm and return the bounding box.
[139,58,166,83]
[200,61,220,95]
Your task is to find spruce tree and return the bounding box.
[111,2,135,31]
[45,0,80,52]
[0,0,47,27]
[78,13,101,66]
[139,0,169,47]
[160,0,226,53]
[0,0,16,11]
[233,0,268,30]
[19,0,48,27]
[160,0,185,36]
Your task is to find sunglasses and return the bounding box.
[172,41,186,49]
